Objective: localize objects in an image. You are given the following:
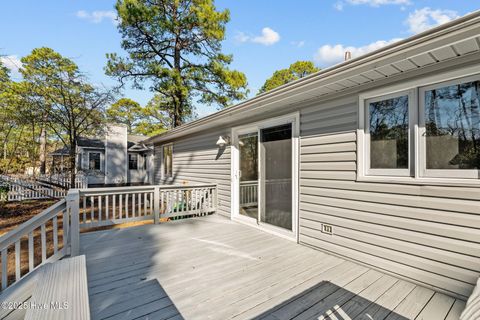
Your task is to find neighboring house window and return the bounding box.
[89,152,101,170]
[163,145,173,177]
[129,153,138,170]
[359,74,480,182]
[142,154,148,170]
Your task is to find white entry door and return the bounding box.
[231,113,299,240]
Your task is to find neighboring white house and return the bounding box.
[50,124,154,187]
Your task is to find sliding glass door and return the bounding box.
[234,118,296,235]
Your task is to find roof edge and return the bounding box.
[145,10,480,145]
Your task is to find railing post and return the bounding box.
[153,186,160,224]
[66,189,80,256]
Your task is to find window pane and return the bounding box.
[129,154,138,170]
[425,80,480,170]
[163,145,173,177]
[369,95,409,169]
[89,153,101,170]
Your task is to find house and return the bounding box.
[144,11,480,301]
[1,11,480,320]
[50,124,154,187]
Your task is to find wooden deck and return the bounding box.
[80,215,465,320]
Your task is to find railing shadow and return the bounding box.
[89,278,183,320]
[251,281,409,320]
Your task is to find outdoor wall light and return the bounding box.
[216,136,230,147]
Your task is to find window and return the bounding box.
[129,153,138,170]
[163,145,173,177]
[363,90,414,177]
[142,154,148,170]
[359,74,480,183]
[420,76,480,179]
[89,152,101,170]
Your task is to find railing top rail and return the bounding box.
[0,199,67,250]
[77,183,217,196]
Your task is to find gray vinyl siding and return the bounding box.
[154,129,231,217]
[298,97,480,299]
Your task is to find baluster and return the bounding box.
[144,193,147,216]
[138,193,142,216]
[90,196,94,222]
[98,195,102,222]
[41,224,47,262]
[82,196,87,223]
[53,216,58,254]
[132,193,136,218]
[105,195,109,221]
[160,191,164,215]
[113,194,116,219]
[28,232,34,272]
[125,193,129,218]
[186,190,190,213]
[119,194,123,219]
[15,240,21,281]
[1,248,7,290]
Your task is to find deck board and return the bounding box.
[80,215,464,320]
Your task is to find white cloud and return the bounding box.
[334,0,410,10]
[76,10,118,25]
[291,40,305,48]
[314,38,402,66]
[0,55,22,79]
[333,2,344,11]
[235,27,280,46]
[405,7,459,34]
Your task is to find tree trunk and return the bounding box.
[69,147,77,189]
[39,126,47,175]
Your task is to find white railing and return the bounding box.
[0,175,66,202]
[66,184,217,256]
[0,183,217,292]
[71,184,217,231]
[0,200,70,291]
[240,180,258,207]
[38,173,88,190]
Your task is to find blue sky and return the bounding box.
[1,0,478,118]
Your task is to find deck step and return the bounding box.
[25,255,90,320]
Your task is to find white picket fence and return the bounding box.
[0,183,217,292]
[38,173,88,189]
[0,175,66,202]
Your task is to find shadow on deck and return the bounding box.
[80,215,464,320]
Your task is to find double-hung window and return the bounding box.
[163,144,173,178]
[89,152,101,170]
[359,73,480,184]
[128,153,138,170]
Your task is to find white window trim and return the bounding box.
[357,65,480,186]
[162,143,173,179]
[230,112,300,242]
[359,89,417,178]
[419,74,480,180]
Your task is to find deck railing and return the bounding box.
[0,199,70,291]
[68,184,217,256]
[0,183,217,291]
[240,180,258,207]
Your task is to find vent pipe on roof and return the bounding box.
[344,51,352,61]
